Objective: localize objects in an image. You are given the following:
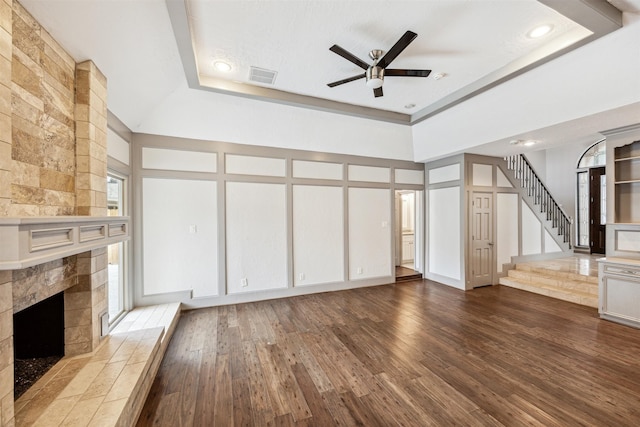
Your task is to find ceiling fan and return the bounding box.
[327,30,431,98]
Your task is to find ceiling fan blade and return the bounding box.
[329,45,370,70]
[373,87,383,98]
[385,69,431,77]
[327,73,366,87]
[377,31,418,69]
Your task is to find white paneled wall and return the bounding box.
[142,178,218,297]
[348,188,392,280]
[521,201,542,255]
[496,193,519,273]
[425,156,571,292]
[429,163,459,184]
[293,185,344,286]
[348,165,390,183]
[428,186,461,282]
[292,160,342,180]
[225,154,286,176]
[142,147,217,172]
[226,182,288,294]
[107,128,130,166]
[135,136,424,307]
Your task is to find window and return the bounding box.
[107,174,126,322]
[578,139,606,168]
[577,171,589,247]
[575,139,606,247]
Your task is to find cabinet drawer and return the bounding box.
[603,264,640,278]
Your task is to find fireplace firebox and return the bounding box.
[13,292,65,399]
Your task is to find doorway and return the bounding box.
[471,192,493,287]
[395,190,422,281]
[589,166,606,254]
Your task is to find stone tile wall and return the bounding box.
[10,1,76,216]
[75,60,107,217]
[11,256,77,314]
[0,2,110,425]
[0,0,12,218]
[0,271,13,427]
[66,249,108,355]
[1,1,14,423]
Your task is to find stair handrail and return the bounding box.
[504,154,572,246]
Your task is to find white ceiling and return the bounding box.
[187,0,589,115]
[16,0,640,161]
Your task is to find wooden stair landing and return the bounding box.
[395,265,422,282]
[499,259,599,308]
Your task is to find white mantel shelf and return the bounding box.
[0,216,130,270]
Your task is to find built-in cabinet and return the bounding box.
[614,140,640,223]
[599,258,640,328]
[599,134,640,328]
[402,233,414,263]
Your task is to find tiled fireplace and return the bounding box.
[0,0,128,424]
[0,217,129,425]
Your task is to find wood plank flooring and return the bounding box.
[137,280,640,426]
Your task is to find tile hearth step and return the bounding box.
[499,263,598,308]
[15,303,181,427]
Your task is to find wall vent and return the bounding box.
[249,66,277,85]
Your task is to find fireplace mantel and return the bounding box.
[0,216,129,270]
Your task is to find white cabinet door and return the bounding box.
[599,261,640,328]
[402,234,414,263]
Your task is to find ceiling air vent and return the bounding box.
[249,66,277,85]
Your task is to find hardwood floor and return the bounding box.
[137,280,640,426]
[394,265,422,282]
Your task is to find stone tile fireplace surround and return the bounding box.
[0,217,129,426]
[0,1,125,424]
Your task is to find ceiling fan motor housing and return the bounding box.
[366,66,384,88]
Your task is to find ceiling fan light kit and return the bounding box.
[327,30,431,98]
[366,66,384,89]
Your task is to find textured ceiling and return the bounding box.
[16,0,640,161]
[186,0,591,117]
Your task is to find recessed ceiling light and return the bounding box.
[527,24,553,39]
[213,61,232,72]
[510,139,538,146]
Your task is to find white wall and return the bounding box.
[226,182,288,294]
[293,185,344,286]
[135,135,424,307]
[348,188,392,280]
[137,82,415,161]
[521,201,542,255]
[107,128,130,166]
[412,19,640,162]
[496,193,519,273]
[428,186,461,283]
[142,177,218,297]
[540,139,597,221]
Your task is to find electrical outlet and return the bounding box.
[299,273,305,281]
[241,278,248,287]
[357,267,363,275]
[381,221,388,228]
[189,224,197,234]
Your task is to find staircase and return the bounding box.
[500,261,598,308]
[504,154,572,250]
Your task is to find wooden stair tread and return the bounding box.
[514,265,598,284]
[506,271,597,295]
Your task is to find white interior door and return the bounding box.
[471,192,493,287]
